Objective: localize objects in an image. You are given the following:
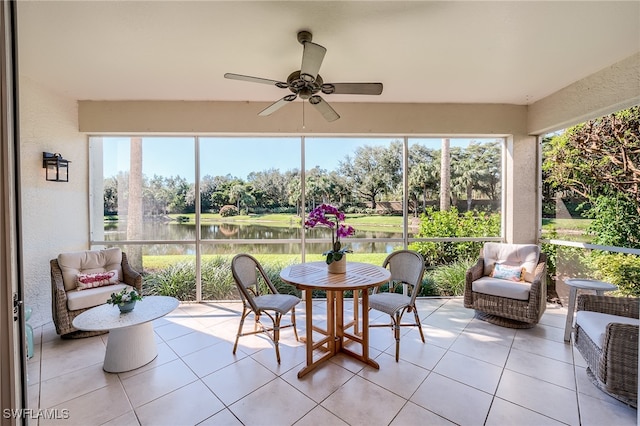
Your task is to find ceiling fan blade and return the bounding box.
[258,94,297,116]
[321,83,383,95]
[300,42,326,83]
[224,73,288,88]
[309,95,340,122]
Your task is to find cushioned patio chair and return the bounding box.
[51,247,142,338]
[369,250,426,361]
[464,242,547,328]
[575,294,639,407]
[231,253,300,363]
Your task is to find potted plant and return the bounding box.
[304,204,355,273]
[107,288,143,313]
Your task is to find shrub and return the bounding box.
[143,261,196,300]
[588,252,640,297]
[176,215,190,223]
[409,207,501,267]
[427,260,474,296]
[219,205,238,217]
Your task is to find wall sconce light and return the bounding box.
[42,152,70,182]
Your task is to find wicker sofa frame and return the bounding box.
[464,251,547,329]
[51,252,142,338]
[575,294,639,407]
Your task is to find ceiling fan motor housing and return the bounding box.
[287,71,323,99]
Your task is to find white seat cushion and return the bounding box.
[482,243,540,282]
[66,283,131,311]
[575,310,640,349]
[472,276,531,301]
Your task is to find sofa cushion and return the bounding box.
[472,276,531,301]
[58,248,123,292]
[482,243,540,282]
[576,310,640,349]
[66,283,131,311]
[76,269,119,290]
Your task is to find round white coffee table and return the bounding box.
[563,279,617,342]
[73,296,179,372]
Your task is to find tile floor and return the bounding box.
[27,298,637,426]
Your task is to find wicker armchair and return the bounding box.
[51,248,142,338]
[575,294,639,407]
[464,243,547,328]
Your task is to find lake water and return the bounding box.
[104,221,403,255]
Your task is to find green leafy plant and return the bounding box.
[427,260,474,296]
[106,288,143,305]
[410,207,500,266]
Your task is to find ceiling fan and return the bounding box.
[224,31,383,122]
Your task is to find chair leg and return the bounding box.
[413,308,425,343]
[393,312,401,362]
[291,307,299,341]
[233,307,250,355]
[273,312,282,364]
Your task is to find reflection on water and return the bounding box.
[104,221,402,254]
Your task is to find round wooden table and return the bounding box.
[280,261,391,378]
[73,296,179,372]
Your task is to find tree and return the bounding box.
[440,138,451,211]
[127,137,143,269]
[339,143,402,209]
[543,106,640,213]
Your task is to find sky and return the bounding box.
[101,136,497,182]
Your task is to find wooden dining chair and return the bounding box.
[369,250,426,361]
[230,253,300,363]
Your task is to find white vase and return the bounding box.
[327,255,347,274]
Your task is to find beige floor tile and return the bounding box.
[182,340,246,378]
[135,381,224,426]
[358,352,429,399]
[505,347,576,390]
[197,408,243,425]
[496,369,579,425]
[282,360,353,403]
[420,324,460,349]
[321,375,406,426]
[295,405,349,426]
[396,330,446,370]
[164,329,222,357]
[485,397,566,426]
[390,401,456,426]
[462,318,517,347]
[229,378,315,425]
[433,350,503,394]
[39,362,119,408]
[30,299,619,426]
[449,332,511,367]
[410,372,493,426]
[516,322,565,344]
[121,359,198,408]
[40,336,106,381]
[153,321,200,341]
[39,383,131,426]
[201,356,276,405]
[512,333,574,364]
[101,410,140,426]
[577,392,637,426]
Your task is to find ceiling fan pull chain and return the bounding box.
[302,100,306,129]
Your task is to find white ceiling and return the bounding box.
[16,1,640,106]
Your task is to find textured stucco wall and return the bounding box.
[19,77,88,327]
